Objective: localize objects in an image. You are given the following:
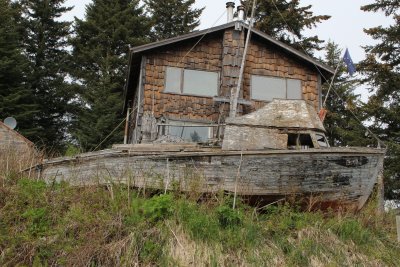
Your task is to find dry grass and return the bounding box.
[0,144,40,181]
[0,152,399,266]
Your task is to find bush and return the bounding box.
[142,194,174,222]
[216,205,243,228]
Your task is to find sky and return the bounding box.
[64,0,392,63]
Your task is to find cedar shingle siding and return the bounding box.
[126,23,333,143]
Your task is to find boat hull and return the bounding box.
[36,147,385,210]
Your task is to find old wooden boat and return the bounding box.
[34,100,385,210]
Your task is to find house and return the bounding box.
[124,3,334,145]
[0,121,37,172]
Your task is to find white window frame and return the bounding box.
[164,67,219,97]
[250,75,303,101]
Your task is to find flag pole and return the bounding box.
[322,50,344,108]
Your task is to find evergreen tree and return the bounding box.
[359,0,400,200]
[321,42,369,147]
[0,0,38,137]
[70,0,151,151]
[241,0,330,53]
[21,0,73,150]
[144,0,204,40]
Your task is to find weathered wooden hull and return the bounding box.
[36,147,385,210]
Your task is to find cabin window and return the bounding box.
[164,67,218,97]
[316,134,329,147]
[251,75,302,101]
[287,133,314,149]
[165,67,182,93]
[165,121,213,142]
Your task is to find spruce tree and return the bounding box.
[0,0,38,138]
[359,1,400,200]
[21,0,73,150]
[144,0,204,40]
[70,0,151,151]
[241,0,330,53]
[321,42,369,147]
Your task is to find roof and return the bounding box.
[225,99,326,132]
[124,21,335,110]
[130,21,334,74]
[0,121,35,147]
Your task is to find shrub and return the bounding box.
[142,194,174,222]
[216,205,243,228]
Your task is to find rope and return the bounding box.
[91,101,141,152]
[91,9,229,152]
[270,0,386,148]
[322,57,342,108]
[178,9,227,64]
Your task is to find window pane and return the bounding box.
[251,75,286,101]
[183,69,218,96]
[316,134,329,147]
[165,67,181,93]
[167,121,211,142]
[287,79,302,99]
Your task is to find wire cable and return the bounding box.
[270,0,385,148]
[178,9,227,64]
[91,101,142,152]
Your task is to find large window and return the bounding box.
[165,121,213,142]
[251,75,302,101]
[164,67,219,97]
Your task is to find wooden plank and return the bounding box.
[397,216,400,243]
[36,147,384,211]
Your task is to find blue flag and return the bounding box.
[343,48,356,76]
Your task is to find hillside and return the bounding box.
[0,177,399,266]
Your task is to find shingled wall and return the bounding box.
[142,34,223,123]
[243,38,320,111]
[131,27,322,142]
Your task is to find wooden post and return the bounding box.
[123,107,131,144]
[396,216,400,243]
[229,0,257,118]
[376,156,385,215]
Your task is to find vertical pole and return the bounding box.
[376,156,385,215]
[124,107,131,144]
[396,216,400,243]
[229,0,257,118]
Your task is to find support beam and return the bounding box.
[397,216,400,243]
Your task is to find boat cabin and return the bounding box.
[222,99,330,150]
[124,5,334,149]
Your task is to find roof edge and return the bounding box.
[0,121,35,147]
[129,21,334,75]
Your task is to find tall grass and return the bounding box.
[0,174,399,266]
[0,144,39,182]
[0,149,399,266]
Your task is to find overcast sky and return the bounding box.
[64,0,392,64]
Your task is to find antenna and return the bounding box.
[4,117,17,130]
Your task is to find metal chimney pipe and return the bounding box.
[237,5,245,21]
[226,2,235,23]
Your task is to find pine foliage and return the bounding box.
[359,1,400,200]
[321,42,369,147]
[144,0,204,40]
[0,0,38,137]
[70,0,151,151]
[21,0,74,150]
[241,0,330,53]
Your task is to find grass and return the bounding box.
[0,148,398,266]
[0,175,399,267]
